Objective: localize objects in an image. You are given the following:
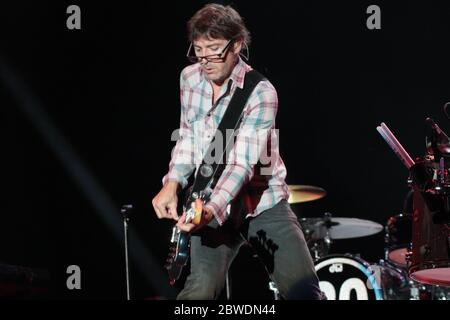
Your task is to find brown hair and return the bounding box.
[187,3,251,45]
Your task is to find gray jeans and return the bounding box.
[177,199,323,300]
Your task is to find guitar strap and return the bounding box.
[165,70,265,285]
[189,69,265,202]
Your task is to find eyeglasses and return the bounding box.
[186,39,234,63]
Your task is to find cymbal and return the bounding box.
[287,185,327,204]
[300,217,383,240]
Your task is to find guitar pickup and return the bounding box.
[170,226,179,243]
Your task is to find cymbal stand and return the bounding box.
[269,281,280,300]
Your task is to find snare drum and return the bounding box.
[314,254,383,300]
[384,213,412,269]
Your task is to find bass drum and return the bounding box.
[314,254,383,300]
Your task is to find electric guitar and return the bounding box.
[164,190,206,286]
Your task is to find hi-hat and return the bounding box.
[287,185,327,204]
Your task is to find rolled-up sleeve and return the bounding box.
[162,73,196,189]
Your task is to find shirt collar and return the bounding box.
[196,57,250,90]
[228,57,248,89]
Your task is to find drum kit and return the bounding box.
[287,184,450,300]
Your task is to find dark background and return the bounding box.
[0,0,449,299]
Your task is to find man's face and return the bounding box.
[193,36,241,85]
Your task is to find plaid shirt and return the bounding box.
[163,58,289,225]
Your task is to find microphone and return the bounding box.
[426,117,450,156]
[426,117,446,135]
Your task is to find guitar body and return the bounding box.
[164,190,246,286]
[165,196,203,286]
[166,230,190,286]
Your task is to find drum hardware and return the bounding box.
[377,116,450,289]
[369,259,450,300]
[268,281,280,300]
[411,281,450,300]
[225,272,232,300]
[384,213,412,268]
[404,250,412,264]
[374,259,427,300]
[408,167,450,287]
[309,236,332,260]
[425,117,450,160]
[408,282,421,300]
[382,208,450,299]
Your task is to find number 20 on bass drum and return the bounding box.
[315,254,383,300]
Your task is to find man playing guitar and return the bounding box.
[152,3,323,300]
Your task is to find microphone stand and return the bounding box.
[121,204,133,300]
